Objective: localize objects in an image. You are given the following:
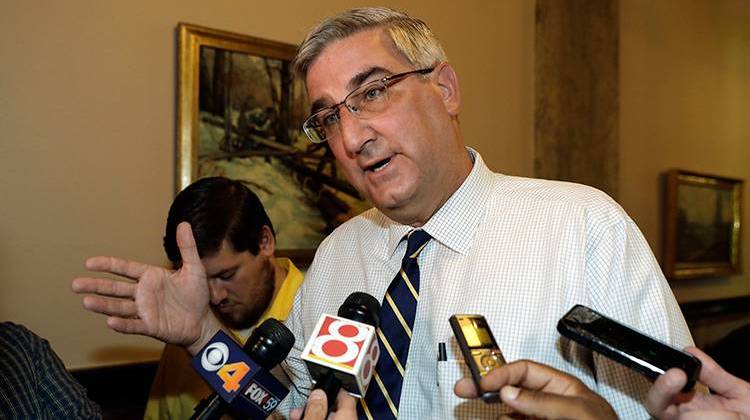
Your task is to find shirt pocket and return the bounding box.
[436,359,510,419]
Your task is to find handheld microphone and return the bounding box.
[301,292,380,409]
[190,318,295,420]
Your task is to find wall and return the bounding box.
[0,1,534,368]
[7,0,745,371]
[620,0,750,302]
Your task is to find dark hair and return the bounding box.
[163,177,274,263]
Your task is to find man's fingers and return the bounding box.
[291,389,327,420]
[685,346,745,397]
[454,377,479,398]
[72,277,136,298]
[291,389,356,420]
[289,408,303,420]
[679,410,742,420]
[335,391,357,411]
[481,360,579,396]
[645,368,687,417]
[72,277,100,294]
[176,222,202,268]
[106,316,149,336]
[331,392,358,419]
[85,256,150,280]
[82,295,138,318]
[500,385,596,420]
[456,361,585,400]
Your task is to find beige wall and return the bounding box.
[0,1,534,368]
[620,0,750,302]
[4,0,746,370]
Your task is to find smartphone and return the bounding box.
[449,314,505,403]
[557,305,701,391]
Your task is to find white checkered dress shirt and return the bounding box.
[279,148,693,419]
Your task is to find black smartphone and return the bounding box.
[449,314,506,403]
[557,304,701,391]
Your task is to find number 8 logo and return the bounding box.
[361,341,379,384]
[311,319,369,364]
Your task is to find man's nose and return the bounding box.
[208,281,227,306]
[337,107,374,157]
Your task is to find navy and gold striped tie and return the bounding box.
[359,230,431,419]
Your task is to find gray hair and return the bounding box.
[293,7,447,79]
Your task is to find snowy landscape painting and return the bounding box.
[176,24,369,260]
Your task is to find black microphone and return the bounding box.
[301,292,381,410]
[190,318,295,419]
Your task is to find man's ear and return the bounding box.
[434,62,461,116]
[258,225,276,256]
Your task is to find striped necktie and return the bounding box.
[359,229,432,419]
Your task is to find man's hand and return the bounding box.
[454,359,617,420]
[289,389,358,420]
[71,222,221,354]
[646,346,750,419]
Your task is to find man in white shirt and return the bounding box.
[281,6,693,419]
[72,6,693,419]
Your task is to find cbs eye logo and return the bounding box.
[201,342,251,392]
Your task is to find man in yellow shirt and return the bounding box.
[143,176,304,419]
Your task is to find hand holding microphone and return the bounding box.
[190,318,295,420]
[290,389,358,420]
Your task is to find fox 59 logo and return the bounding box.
[243,381,280,414]
[200,340,251,393]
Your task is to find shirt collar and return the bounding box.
[385,147,494,257]
[259,258,303,322]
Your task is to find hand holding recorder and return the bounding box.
[452,307,749,419]
[449,314,506,403]
[646,346,750,420]
[454,359,617,420]
[557,305,702,392]
[451,313,616,419]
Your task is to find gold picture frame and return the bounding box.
[664,169,743,280]
[176,23,368,266]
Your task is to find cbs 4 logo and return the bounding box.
[201,342,251,393]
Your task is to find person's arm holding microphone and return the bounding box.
[289,390,358,420]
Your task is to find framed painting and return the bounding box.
[176,23,369,265]
[664,169,743,280]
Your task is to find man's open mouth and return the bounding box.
[366,157,391,173]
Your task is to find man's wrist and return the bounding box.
[187,313,224,355]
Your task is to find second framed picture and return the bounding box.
[176,23,369,264]
[663,169,743,280]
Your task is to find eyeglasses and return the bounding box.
[302,67,435,144]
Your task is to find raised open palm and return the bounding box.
[72,222,221,353]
